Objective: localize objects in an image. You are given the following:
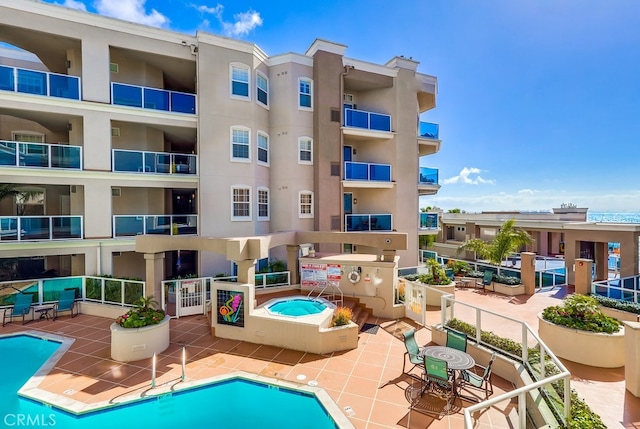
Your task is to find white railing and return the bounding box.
[592,275,640,304]
[212,272,291,290]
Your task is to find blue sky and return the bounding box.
[44,0,640,213]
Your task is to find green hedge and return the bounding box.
[592,293,640,315]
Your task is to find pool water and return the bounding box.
[1,335,341,429]
[267,298,328,316]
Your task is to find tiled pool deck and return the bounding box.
[2,286,639,428]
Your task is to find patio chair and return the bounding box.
[476,271,493,292]
[446,330,468,352]
[458,352,495,400]
[54,289,79,320]
[402,329,425,379]
[422,356,456,401]
[2,293,34,326]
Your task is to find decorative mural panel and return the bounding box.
[217,290,244,327]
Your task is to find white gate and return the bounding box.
[404,280,426,326]
[177,278,205,317]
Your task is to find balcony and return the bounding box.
[111,83,196,114]
[343,161,393,189]
[343,108,392,139]
[0,141,82,169]
[418,121,441,156]
[112,150,197,175]
[0,216,83,241]
[113,215,198,237]
[418,167,441,196]
[419,212,439,232]
[0,65,81,100]
[345,214,392,232]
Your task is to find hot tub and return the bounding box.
[265,296,335,317]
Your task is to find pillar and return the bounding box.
[594,242,608,281]
[564,238,577,285]
[521,252,536,295]
[620,234,640,278]
[236,259,256,284]
[624,322,640,397]
[144,252,165,301]
[574,258,592,295]
[286,245,300,285]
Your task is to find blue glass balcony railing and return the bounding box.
[344,161,392,182]
[419,167,439,185]
[112,149,197,175]
[111,83,196,114]
[418,121,439,139]
[113,215,198,237]
[0,140,82,169]
[0,216,83,241]
[344,108,391,132]
[0,65,81,100]
[419,212,439,230]
[345,214,393,232]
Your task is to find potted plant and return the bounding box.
[331,306,353,327]
[538,294,624,368]
[110,295,171,362]
[446,259,470,277]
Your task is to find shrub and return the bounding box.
[331,307,353,327]
[116,295,166,328]
[446,259,470,275]
[542,294,622,334]
[493,274,520,285]
[591,294,640,315]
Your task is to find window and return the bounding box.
[256,72,268,107]
[12,132,44,143]
[231,127,250,161]
[298,137,312,164]
[257,187,269,220]
[299,191,313,218]
[230,64,250,99]
[298,77,312,110]
[231,186,251,220]
[257,132,269,165]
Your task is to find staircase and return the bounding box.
[342,296,373,331]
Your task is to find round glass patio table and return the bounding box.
[421,346,475,370]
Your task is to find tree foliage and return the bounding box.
[457,218,533,265]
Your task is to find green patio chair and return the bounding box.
[54,289,79,320]
[402,329,425,379]
[446,330,468,352]
[423,356,455,401]
[458,352,495,400]
[2,293,34,326]
[476,271,493,292]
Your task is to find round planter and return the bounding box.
[537,312,624,368]
[110,315,171,362]
[425,282,456,307]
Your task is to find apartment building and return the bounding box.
[0,0,440,282]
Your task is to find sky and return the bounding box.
[41,0,640,213]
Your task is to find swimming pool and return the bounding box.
[2,333,351,428]
[266,296,333,316]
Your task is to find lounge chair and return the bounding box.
[457,352,495,400]
[423,356,456,401]
[476,271,493,292]
[2,293,34,326]
[402,329,425,379]
[446,330,468,352]
[54,289,78,320]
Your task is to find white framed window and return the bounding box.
[257,187,269,220]
[298,136,312,164]
[230,63,250,99]
[231,126,250,162]
[257,131,269,165]
[299,191,314,218]
[298,77,312,110]
[231,186,251,220]
[256,72,268,107]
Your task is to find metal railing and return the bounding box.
[113,214,198,237]
[345,213,392,232]
[112,149,197,175]
[0,65,81,100]
[344,161,391,182]
[0,140,82,169]
[0,215,83,241]
[343,108,391,132]
[213,271,291,290]
[111,82,196,114]
[593,275,640,303]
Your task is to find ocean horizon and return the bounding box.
[587,212,640,223]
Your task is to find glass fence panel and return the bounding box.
[345,162,368,180]
[144,87,170,111]
[173,154,196,174]
[369,164,391,181]
[112,83,143,107]
[17,69,47,95]
[145,215,172,235]
[85,278,102,301]
[171,92,196,114]
[419,121,439,139]
[369,113,391,132]
[346,215,370,231]
[49,74,80,100]
[371,214,392,231]
[18,143,48,167]
[419,212,439,229]
[51,145,81,169]
[42,277,82,302]
[21,217,50,240]
[52,216,82,239]
[0,217,19,241]
[344,109,369,128]
[114,216,144,236]
[104,280,122,304]
[0,65,14,91]
[172,215,198,235]
[113,150,144,172]
[419,167,439,184]
[0,141,17,166]
[124,281,144,305]
[156,153,172,174]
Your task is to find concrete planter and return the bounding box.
[493,282,525,296]
[110,315,171,362]
[425,282,456,306]
[537,312,625,368]
[600,306,640,322]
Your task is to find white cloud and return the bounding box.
[194,3,223,17]
[95,0,169,27]
[59,0,87,11]
[442,167,495,185]
[517,189,538,195]
[221,10,263,37]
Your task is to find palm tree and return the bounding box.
[457,218,533,266]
